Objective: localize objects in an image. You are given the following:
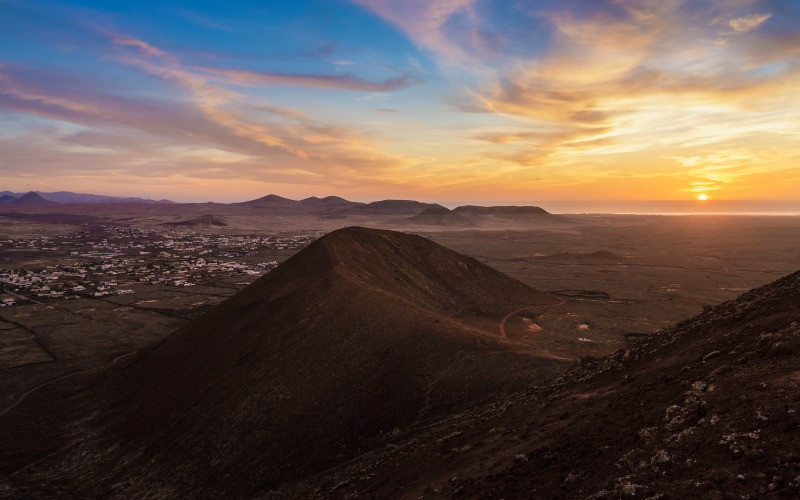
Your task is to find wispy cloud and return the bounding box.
[3,0,799,201]
[436,1,800,196]
[353,0,484,65]
[727,12,772,33]
[0,29,413,193]
[198,66,420,92]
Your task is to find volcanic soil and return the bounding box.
[0,227,573,497]
[278,269,800,499]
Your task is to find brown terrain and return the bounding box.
[280,269,800,499]
[1,195,800,498]
[0,227,572,497]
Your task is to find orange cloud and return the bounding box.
[0,31,416,197]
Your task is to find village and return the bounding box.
[0,225,315,307]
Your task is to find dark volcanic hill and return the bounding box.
[342,199,438,215]
[10,191,56,205]
[405,204,470,225]
[299,195,363,214]
[282,269,800,499]
[236,194,365,214]
[235,195,435,215]
[0,194,17,204]
[236,193,303,213]
[0,227,564,497]
[404,204,567,227]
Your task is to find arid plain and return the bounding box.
[2,202,799,411]
[3,198,800,497]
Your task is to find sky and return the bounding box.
[1,0,799,203]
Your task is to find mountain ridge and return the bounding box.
[404,203,565,226]
[0,191,173,204]
[279,268,800,498]
[10,192,56,205]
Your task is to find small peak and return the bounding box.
[418,204,451,215]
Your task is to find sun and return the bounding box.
[697,193,709,201]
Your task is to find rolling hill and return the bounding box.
[235,195,440,216]
[0,227,565,497]
[9,192,56,205]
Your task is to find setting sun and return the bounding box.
[697,194,709,201]
[2,1,800,203]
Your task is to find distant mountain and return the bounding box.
[0,191,173,204]
[403,204,469,225]
[237,194,436,216]
[237,193,301,209]
[453,205,550,215]
[405,204,566,227]
[342,199,438,215]
[417,204,451,215]
[10,191,56,205]
[298,195,363,214]
[0,227,563,497]
[0,194,17,205]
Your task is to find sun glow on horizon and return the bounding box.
[1,1,800,202]
[697,194,709,201]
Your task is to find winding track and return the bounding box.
[498,296,567,339]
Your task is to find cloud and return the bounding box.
[0,30,413,191]
[447,1,800,187]
[105,32,168,58]
[352,0,483,65]
[3,0,799,201]
[198,67,420,92]
[728,12,772,32]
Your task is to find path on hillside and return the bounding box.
[498,297,567,339]
[411,296,572,429]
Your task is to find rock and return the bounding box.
[651,450,671,465]
[621,483,644,497]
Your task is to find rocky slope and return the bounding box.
[276,269,800,498]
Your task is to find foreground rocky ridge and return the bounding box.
[276,270,800,498]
